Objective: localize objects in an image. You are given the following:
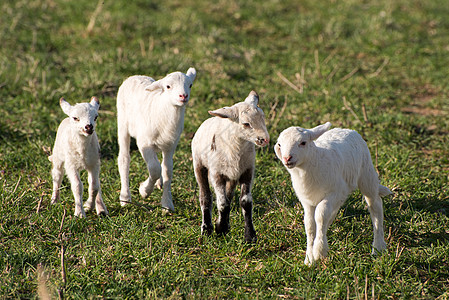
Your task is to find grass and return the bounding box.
[1,0,448,298]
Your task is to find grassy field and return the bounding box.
[1,0,448,298]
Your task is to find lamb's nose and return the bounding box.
[258,137,269,146]
[283,156,292,163]
[179,94,188,100]
[85,124,93,131]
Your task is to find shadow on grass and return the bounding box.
[0,121,29,144]
[100,134,139,161]
[408,196,449,217]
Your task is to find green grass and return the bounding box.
[1,0,448,298]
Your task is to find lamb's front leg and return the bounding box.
[66,168,86,218]
[212,174,230,236]
[160,149,175,211]
[84,166,99,212]
[118,128,132,206]
[302,203,316,265]
[239,168,256,243]
[313,196,342,262]
[138,146,161,201]
[84,167,108,216]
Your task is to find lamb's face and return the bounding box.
[160,72,192,107]
[60,97,100,137]
[70,104,99,136]
[208,91,270,147]
[151,67,196,107]
[237,103,270,147]
[274,127,311,169]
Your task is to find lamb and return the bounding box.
[49,97,108,218]
[192,91,270,243]
[117,67,196,211]
[274,122,391,265]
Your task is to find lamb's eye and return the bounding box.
[300,141,307,146]
[73,117,79,122]
[189,84,192,88]
[242,123,251,129]
[166,85,171,89]
[94,116,98,121]
[277,143,281,148]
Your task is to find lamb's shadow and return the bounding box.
[100,134,139,161]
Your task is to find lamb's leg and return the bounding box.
[84,166,99,212]
[313,196,342,262]
[94,188,108,216]
[212,174,230,236]
[226,180,237,204]
[118,128,131,206]
[84,166,108,216]
[364,193,387,254]
[194,164,213,235]
[66,167,86,218]
[239,168,256,243]
[50,158,64,204]
[302,203,316,265]
[160,149,175,211]
[138,146,161,200]
[359,171,387,254]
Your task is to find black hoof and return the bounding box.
[215,222,230,236]
[244,229,257,243]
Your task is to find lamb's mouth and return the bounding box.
[83,129,94,135]
[284,161,296,168]
[255,139,269,147]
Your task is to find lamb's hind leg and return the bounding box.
[212,174,230,236]
[194,164,213,236]
[138,146,161,200]
[359,170,387,254]
[364,193,386,254]
[50,158,64,204]
[239,168,256,243]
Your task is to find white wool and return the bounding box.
[275,122,392,265]
[117,67,196,211]
[49,97,108,217]
[191,91,270,242]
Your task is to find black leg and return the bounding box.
[239,168,256,243]
[195,165,213,235]
[213,174,231,236]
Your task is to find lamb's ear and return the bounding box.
[274,142,282,160]
[208,106,238,121]
[146,80,163,92]
[244,90,259,106]
[59,97,72,116]
[90,96,100,110]
[186,67,196,82]
[309,122,332,140]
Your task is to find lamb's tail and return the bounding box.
[379,184,392,197]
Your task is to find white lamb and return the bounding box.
[274,122,391,265]
[49,97,108,218]
[192,91,270,242]
[117,67,196,211]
